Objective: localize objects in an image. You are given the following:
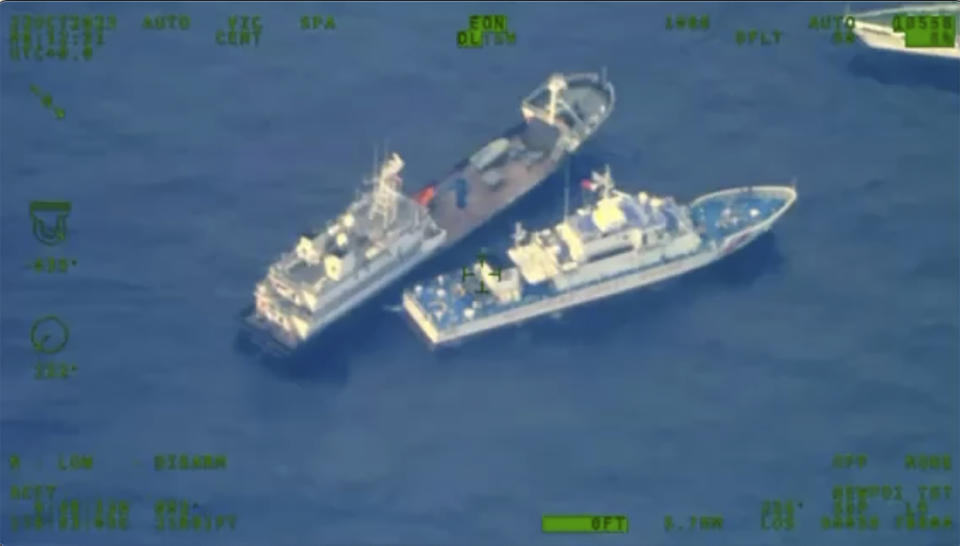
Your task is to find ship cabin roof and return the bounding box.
[567,192,683,242]
[284,260,322,285]
[271,189,426,291]
[508,192,684,274]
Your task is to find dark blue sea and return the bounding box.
[1,2,958,545]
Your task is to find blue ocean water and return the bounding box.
[1,2,958,546]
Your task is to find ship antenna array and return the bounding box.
[592,165,615,198]
[513,221,527,245]
[369,149,403,228]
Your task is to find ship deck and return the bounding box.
[425,79,614,247]
[427,124,561,246]
[689,185,797,242]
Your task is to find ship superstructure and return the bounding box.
[413,71,615,247]
[243,71,614,351]
[247,152,446,351]
[403,167,797,346]
[850,3,959,59]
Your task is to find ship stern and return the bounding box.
[402,290,442,346]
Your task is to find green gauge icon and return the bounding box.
[30,315,69,354]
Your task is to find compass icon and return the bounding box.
[30,315,69,354]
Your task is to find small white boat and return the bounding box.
[849,3,960,60]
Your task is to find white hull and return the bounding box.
[303,233,446,339]
[852,5,960,60]
[252,231,446,350]
[406,212,780,347]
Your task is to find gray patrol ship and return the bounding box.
[244,71,614,351]
[246,153,446,351]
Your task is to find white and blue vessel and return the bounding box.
[403,167,797,346]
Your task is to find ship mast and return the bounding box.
[593,165,615,199]
[546,74,568,125]
[369,152,404,228]
[512,221,527,245]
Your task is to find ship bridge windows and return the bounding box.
[587,244,633,263]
